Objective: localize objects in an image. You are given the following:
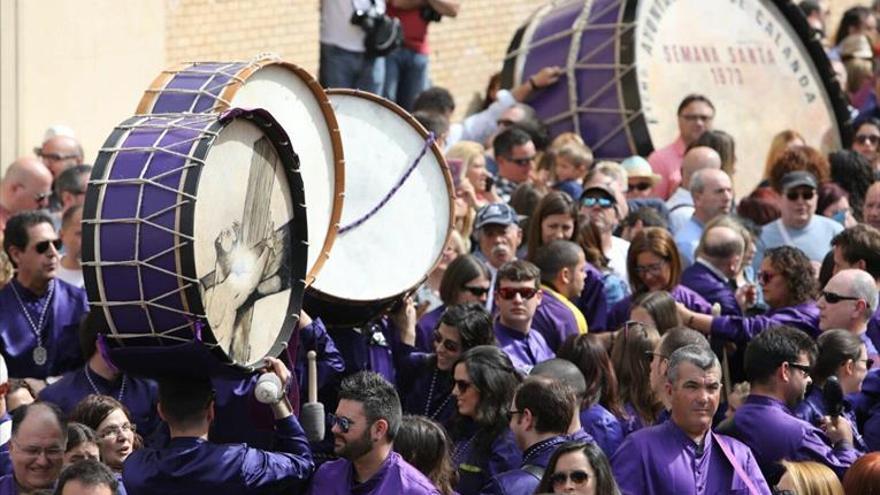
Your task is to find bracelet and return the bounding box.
[528,77,538,91]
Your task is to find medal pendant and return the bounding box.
[33,345,48,366]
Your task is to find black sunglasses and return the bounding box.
[855,134,880,145]
[328,413,354,433]
[433,330,461,353]
[820,291,862,304]
[453,379,472,394]
[461,285,490,297]
[496,287,538,300]
[505,410,523,422]
[550,470,592,486]
[629,181,653,191]
[785,189,814,201]
[644,350,667,363]
[506,155,536,167]
[864,358,875,370]
[34,239,63,254]
[787,362,812,375]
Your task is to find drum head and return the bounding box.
[311,91,453,305]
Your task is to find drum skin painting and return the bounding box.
[503,0,851,195]
[81,108,307,377]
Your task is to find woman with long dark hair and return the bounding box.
[610,322,662,435]
[394,415,459,495]
[533,441,621,495]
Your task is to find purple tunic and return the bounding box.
[452,422,522,495]
[710,302,820,344]
[122,416,312,495]
[0,279,88,378]
[0,474,16,494]
[493,322,555,374]
[611,420,770,495]
[415,305,445,353]
[306,451,440,495]
[396,346,455,426]
[328,319,396,386]
[531,288,582,352]
[866,308,880,355]
[482,435,569,495]
[730,395,859,481]
[607,285,711,331]
[38,365,159,441]
[575,262,608,332]
[680,261,741,316]
[853,369,880,451]
[793,386,866,452]
[580,403,624,458]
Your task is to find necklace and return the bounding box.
[9,280,55,366]
[84,365,127,402]
[423,367,453,419]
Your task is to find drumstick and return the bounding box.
[307,350,318,404]
[711,303,732,400]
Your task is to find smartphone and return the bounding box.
[447,158,463,190]
[485,175,495,192]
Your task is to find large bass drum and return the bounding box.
[503,0,850,194]
[81,109,307,377]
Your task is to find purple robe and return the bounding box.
[710,302,820,345]
[865,308,880,354]
[306,451,440,495]
[38,365,159,441]
[415,305,444,353]
[0,474,16,494]
[611,420,770,495]
[580,403,624,458]
[328,319,396,386]
[531,288,582,352]
[793,386,866,452]
[482,435,569,495]
[729,394,859,482]
[0,278,88,378]
[853,369,880,451]
[575,262,608,332]
[122,416,312,495]
[607,285,711,331]
[293,317,345,398]
[680,261,741,316]
[452,421,522,495]
[493,322,555,374]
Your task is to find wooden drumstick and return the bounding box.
[307,350,318,404]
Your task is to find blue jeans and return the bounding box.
[382,47,429,111]
[319,43,385,94]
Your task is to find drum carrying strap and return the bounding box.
[338,132,436,234]
[713,432,763,495]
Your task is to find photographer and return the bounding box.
[384,0,460,111]
[319,0,394,94]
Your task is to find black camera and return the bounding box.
[351,6,382,30]
[421,6,442,22]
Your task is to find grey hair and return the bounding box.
[849,269,879,318]
[689,168,711,194]
[666,344,720,384]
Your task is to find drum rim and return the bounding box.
[310,89,455,310]
[82,109,308,374]
[136,57,346,287]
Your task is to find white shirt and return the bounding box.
[446,89,517,151]
[320,0,384,52]
[55,264,84,288]
[666,187,694,234]
[608,236,631,290]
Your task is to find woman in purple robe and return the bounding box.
[449,346,523,495]
[607,227,711,330]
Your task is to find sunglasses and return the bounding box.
[680,114,713,123]
[34,239,63,254]
[550,470,592,486]
[855,134,880,145]
[433,330,462,353]
[328,413,354,433]
[863,358,875,369]
[580,197,614,209]
[820,291,862,304]
[644,350,667,363]
[462,285,490,297]
[496,287,538,300]
[787,362,812,375]
[453,379,472,394]
[785,189,814,201]
[33,192,51,204]
[757,271,777,285]
[629,181,653,191]
[506,155,536,167]
[505,410,523,422]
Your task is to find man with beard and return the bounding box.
[122,358,313,494]
[720,326,858,484]
[308,371,439,495]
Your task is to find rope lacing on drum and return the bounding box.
[142,62,250,112]
[337,132,437,235]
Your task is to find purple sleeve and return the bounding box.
[297,318,345,391]
[241,415,314,490]
[576,266,608,331]
[674,285,712,314]
[795,425,859,479]
[711,314,779,344]
[487,431,522,479]
[606,297,632,332]
[864,410,880,451]
[610,436,646,495]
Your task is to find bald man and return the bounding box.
[35,136,83,180]
[0,157,53,233]
[666,146,722,234]
[681,223,746,317]
[819,268,879,365]
[864,182,880,232]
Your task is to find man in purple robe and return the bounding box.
[0,402,67,494]
[612,344,771,495]
[492,261,554,373]
[721,326,859,484]
[854,368,880,450]
[531,240,588,352]
[307,371,440,495]
[483,377,576,495]
[647,327,712,425]
[0,211,87,379]
[830,224,880,353]
[122,358,312,494]
[818,269,879,365]
[529,359,604,454]
[680,223,745,317]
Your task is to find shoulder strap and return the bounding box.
[668,202,693,213]
[713,432,762,495]
[521,464,545,480]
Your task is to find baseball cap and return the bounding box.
[780,171,817,193]
[475,203,520,230]
[579,182,618,203]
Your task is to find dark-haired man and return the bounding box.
[647,327,712,424]
[307,371,439,495]
[54,459,118,495]
[494,261,554,373]
[1,211,87,379]
[122,358,313,494]
[493,128,536,202]
[648,94,715,199]
[531,240,590,351]
[0,402,67,494]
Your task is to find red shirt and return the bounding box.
[387,5,430,54]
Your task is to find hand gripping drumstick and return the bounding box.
[301,351,325,443]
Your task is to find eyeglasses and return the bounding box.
[453,379,472,394]
[461,285,490,297]
[496,118,515,127]
[34,239,63,254]
[787,362,812,376]
[550,470,592,486]
[644,350,667,362]
[680,114,713,123]
[505,155,536,167]
[505,410,523,422]
[36,151,79,162]
[757,271,777,285]
[98,422,135,440]
[855,134,880,145]
[785,189,815,201]
[329,413,355,433]
[634,261,667,276]
[33,191,51,204]
[820,291,862,304]
[11,441,64,460]
[496,287,539,300]
[433,330,462,353]
[580,197,614,209]
[629,181,653,191]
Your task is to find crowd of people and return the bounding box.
[5,0,880,494]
